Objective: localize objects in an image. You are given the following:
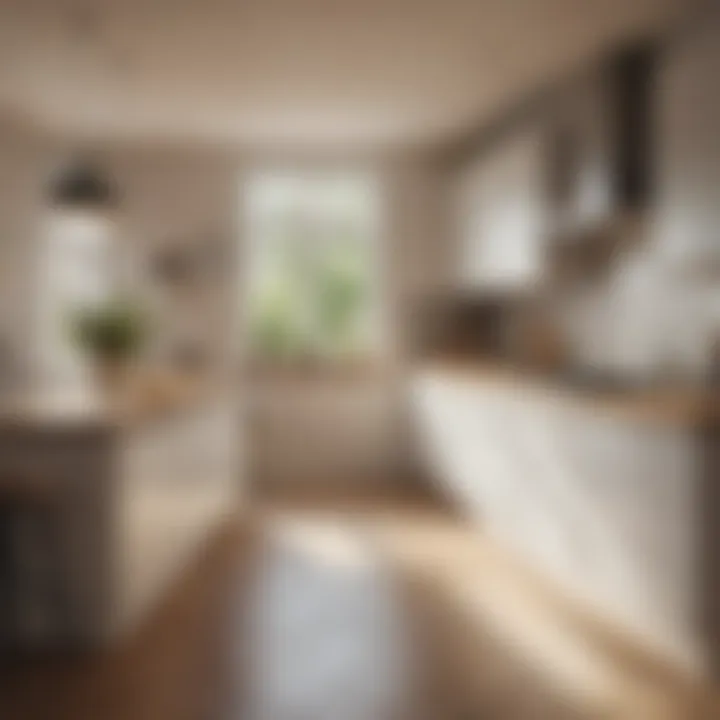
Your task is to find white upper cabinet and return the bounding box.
[457,127,547,291]
[453,49,655,293]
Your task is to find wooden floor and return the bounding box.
[1,495,719,720]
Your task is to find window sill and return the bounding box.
[242,358,389,384]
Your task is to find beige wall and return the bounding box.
[0,118,52,385]
[0,128,454,488]
[102,147,241,377]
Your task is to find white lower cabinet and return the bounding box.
[116,401,240,637]
[412,370,706,675]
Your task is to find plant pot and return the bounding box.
[93,358,131,398]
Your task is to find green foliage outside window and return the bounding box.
[247,177,376,363]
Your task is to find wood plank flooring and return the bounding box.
[1,496,719,720]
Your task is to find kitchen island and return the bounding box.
[412,358,720,677]
[0,380,241,647]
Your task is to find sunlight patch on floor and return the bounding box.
[245,515,414,720]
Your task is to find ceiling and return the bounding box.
[0,0,687,150]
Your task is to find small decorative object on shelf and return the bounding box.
[150,231,230,286]
[151,245,195,285]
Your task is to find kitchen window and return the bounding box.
[244,171,382,367]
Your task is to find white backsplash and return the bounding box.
[560,241,720,380]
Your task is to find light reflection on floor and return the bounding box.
[246,516,413,720]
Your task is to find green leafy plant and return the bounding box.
[315,258,365,354]
[250,280,307,360]
[71,298,148,362]
[249,232,370,362]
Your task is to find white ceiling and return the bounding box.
[0,0,686,149]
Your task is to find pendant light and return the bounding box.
[48,158,118,211]
[47,7,123,213]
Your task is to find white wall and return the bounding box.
[560,9,720,378]
[649,3,720,368]
[0,117,51,387]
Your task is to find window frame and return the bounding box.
[240,167,386,373]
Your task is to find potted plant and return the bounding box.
[70,297,149,393]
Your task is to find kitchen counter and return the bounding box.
[412,361,720,678]
[0,377,241,648]
[0,375,219,431]
[420,357,720,429]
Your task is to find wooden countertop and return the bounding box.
[0,374,217,431]
[419,357,720,429]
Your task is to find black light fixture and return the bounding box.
[48,158,118,211]
[47,8,121,213]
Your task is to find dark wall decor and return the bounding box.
[150,231,232,286]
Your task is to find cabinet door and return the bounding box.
[458,128,546,290]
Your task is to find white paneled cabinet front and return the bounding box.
[117,400,239,636]
[457,128,546,290]
[412,370,704,674]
